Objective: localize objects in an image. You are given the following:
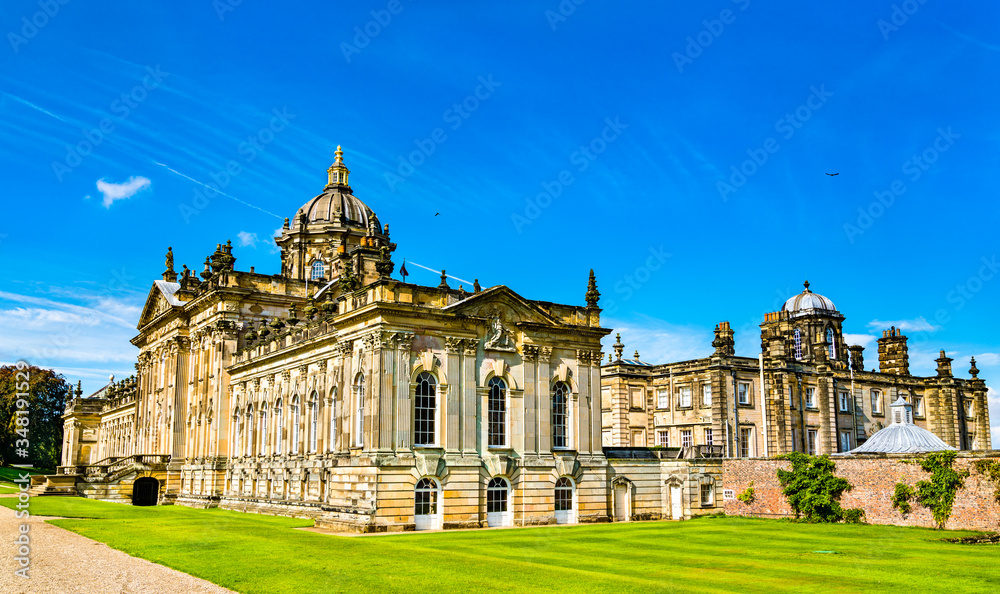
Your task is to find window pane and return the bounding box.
[555,477,573,511]
[415,478,437,516]
[487,478,508,513]
[552,382,568,448]
[414,372,437,445]
[488,378,506,447]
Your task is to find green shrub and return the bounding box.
[775,452,862,523]
[842,508,866,524]
[737,482,756,505]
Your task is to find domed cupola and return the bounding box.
[292,146,374,230]
[782,280,838,317]
[275,146,394,283]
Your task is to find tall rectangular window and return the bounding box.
[414,372,438,446]
[679,386,692,408]
[700,483,714,506]
[704,427,714,446]
[552,382,569,449]
[914,396,924,417]
[805,387,816,409]
[839,431,851,452]
[738,382,751,405]
[702,384,712,406]
[839,391,850,412]
[309,401,318,453]
[681,429,692,448]
[657,388,670,409]
[739,428,752,457]
[488,378,507,447]
[807,429,818,455]
[871,389,882,414]
[657,430,669,447]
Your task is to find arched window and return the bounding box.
[826,328,835,359]
[414,478,441,530]
[488,377,507,447]
[552,382,570,449]
[245,405,255,457]
[259,405,268,456]
[291,396,300,454]
[794,328,802,360]
[414,372,437,445]
[328,387,337,453]
[486,477,510,527]
[311,260,325,281]
[555,477,575,524]
[309,391,318,453]
[232,408,243,457]
[274,399,283,455]
[354,373,365,447]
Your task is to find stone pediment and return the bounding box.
[444,286,560,328]
[137,280,182,329]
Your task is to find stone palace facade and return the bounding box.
[52,148,642,530]
[602,283,991,458]
[46,149,990,531]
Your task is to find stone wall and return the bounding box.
[722,452,1000,531]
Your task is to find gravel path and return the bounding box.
[0,500,235,594]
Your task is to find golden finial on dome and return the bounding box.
[327,145,350,187]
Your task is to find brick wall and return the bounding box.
[723,452,1000,531]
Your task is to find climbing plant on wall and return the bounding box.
[972,459,1000,504]
[892,451,970,529]
[775,452,863,523]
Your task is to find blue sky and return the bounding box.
[1,1,997,446]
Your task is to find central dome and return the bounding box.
[291,145,376,231]
[297,187,373,229]
[782,280,837,314]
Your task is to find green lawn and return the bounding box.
[0,465,45,494]
[2,497,998,593]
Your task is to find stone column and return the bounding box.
[396,333,414,452]
[169,336,190,461]
[580,351,604,455]
[522,345,539,455]
[372,331,395,452]
[444,337,463,452]
[537,347,553,455]
[575,350,591,454]
[462,340,478,454]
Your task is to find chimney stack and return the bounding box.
[849,345,865,372]
[877,326,909,376]
[712,321,735,356]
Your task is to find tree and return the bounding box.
[0,364,69,470]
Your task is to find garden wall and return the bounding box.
[722,452,1000,531]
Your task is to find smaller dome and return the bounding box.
[782,280,836,314]
[849,396,955,454]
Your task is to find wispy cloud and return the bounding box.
[0,91,69,123]
[95,175,150,208]
[843,333,878,350]
[867,317,940,334]
[151,160,282,219]
[237,231,258,248]
[601,315,710,364]
[935,21,1000,52]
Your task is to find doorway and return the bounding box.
[132,477,159,506]
[670,485,683,520]
[614,482,630,522]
